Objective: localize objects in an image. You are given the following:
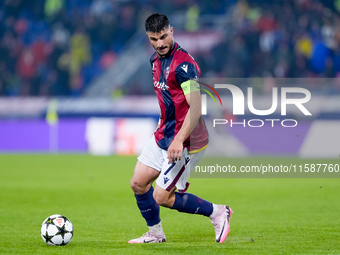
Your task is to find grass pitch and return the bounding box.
[0,154,339,254]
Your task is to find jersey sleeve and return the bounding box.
[175,61,200,95]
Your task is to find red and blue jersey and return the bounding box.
[150,42,208,153]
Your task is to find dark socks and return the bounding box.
[135,186,160,226]
[171,192,213,217]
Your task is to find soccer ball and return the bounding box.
[40,214,74,246]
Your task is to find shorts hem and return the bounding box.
[137,156,161,172]
[178,182,190,193]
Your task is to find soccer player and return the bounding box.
[129,13,233,243]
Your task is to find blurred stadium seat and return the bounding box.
[1,0,340,96]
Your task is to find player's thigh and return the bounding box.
[130,160,160,194]
[131,135,163,194]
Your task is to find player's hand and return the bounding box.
[167,139,183,164]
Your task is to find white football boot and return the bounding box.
[128,231,166,243]
[211,205,233,243]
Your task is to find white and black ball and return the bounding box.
[41,214,73,246]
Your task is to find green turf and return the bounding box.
[0,155,339,254]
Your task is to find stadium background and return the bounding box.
[0,0,339,156]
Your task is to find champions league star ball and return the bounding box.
[40,214,74,246]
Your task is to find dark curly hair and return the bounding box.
[145,13,170,33]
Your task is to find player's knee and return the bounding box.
[130,178,147,194]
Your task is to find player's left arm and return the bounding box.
[167,59,201,163]
[167,87,201,163]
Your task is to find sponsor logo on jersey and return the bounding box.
[154,81,169,91]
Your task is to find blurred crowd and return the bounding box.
[0,0,142,96]
[0,0,339,97]
[201,0,340,80]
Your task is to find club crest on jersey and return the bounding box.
[164,66,170,80]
